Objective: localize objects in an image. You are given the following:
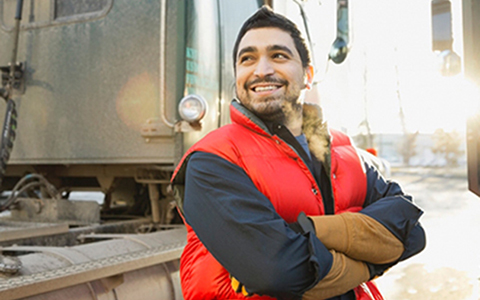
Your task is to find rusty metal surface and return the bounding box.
[0,227,186,299]
[10,198,100,224]
[0,218,151,247]
[0,0,178,165]
[0,220,68,243]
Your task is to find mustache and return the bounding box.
[245,75,288,90]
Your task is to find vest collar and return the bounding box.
[230,99,331,164]
[230,99,272,135]
[302,103,330,164]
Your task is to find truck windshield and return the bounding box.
[1,0,112,29]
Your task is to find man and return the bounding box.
[171,6,425,300]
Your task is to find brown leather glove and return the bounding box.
[302,250,370,300]
[309,212,403,264]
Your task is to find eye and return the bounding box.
[239,55,254,64]
[272,53,289,60]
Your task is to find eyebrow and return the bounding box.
[237,46,256,60]
[267,45,294,57]
[237,44,295,60]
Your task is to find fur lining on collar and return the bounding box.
[302,103,330,164]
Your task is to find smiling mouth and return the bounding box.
[249,81,285,93]
[252,85,281,92]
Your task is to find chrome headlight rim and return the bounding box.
[178,94,207,123]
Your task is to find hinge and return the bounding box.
[0,62,26,95]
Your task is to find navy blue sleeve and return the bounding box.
[363,160,407,207]
[360,159,426,278]
[183,151,333,300]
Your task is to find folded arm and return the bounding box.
[181,151,425,299]
[307,157,426,280]
[182,152,333,299]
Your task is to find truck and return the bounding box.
[0,0,341,299]
[0,0,478,299]
[0,0,269,299]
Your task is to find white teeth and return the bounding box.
[254,85,278,92]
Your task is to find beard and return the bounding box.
[237,75,303,124]
[251,96,302,124]
[249,96,285,122]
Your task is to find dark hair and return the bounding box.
[232,6,311,69]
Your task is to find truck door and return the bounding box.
[181,0,262,150]
[0,0,179,166]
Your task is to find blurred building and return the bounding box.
[372,133,467,167]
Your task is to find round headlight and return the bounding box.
[178,94,207,122]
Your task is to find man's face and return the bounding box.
[235,27,313,121]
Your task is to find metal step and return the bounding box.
[0,227,187,300]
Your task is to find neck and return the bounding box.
[283,103,303,136]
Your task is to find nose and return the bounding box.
[253,56,274,77]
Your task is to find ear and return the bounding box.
[304,65,314,90]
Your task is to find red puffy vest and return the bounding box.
[173,103,383,300]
